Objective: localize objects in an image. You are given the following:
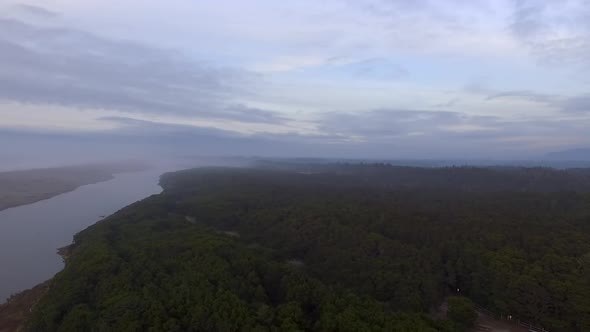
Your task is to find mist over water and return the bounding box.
[0,137,156,171]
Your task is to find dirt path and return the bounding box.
[471,311,533,332]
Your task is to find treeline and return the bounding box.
[29,166,590,331]
[253,161,590,192]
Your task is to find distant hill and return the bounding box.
[545,148,590,161]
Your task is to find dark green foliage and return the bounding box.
[28,165,590,331]
[447,297,477,328]
[27,203,438,331]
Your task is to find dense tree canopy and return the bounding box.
[28,165,590,331]
[447,297,477,328]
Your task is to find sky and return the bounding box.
[1,0,590,162]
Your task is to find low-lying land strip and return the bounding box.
[0,162,148,211]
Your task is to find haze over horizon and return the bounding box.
[1,0,590,161]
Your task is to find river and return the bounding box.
[0,169,167,302]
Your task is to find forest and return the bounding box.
[27,165,590,331]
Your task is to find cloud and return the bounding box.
[317,108,590,156]
[347,58,408,80]
[510,0,590,68]
[100,116,345,144]
[83,116,350,157]
[510,0,548,39]
[319,109,497,139]
[98,116,245,138]
[5,107,590,160]
[336,0,518,56]
[462,79,590,113]
[251,55,331,73]
[12,4,58,17]
[433,98,460,108]
[67,112,518,159]
[463,79,556,104]
[562,95,590,113]
[485,90,557,104]
[463,80,590,114]
[2,1,590,159]
[0,17,289,125]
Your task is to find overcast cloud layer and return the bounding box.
[1,0,590,160]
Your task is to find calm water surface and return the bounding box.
[0,169,167,302]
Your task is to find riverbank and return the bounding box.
[0,281,49,332]
[0,247,75,331]
[0,243,74,331]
